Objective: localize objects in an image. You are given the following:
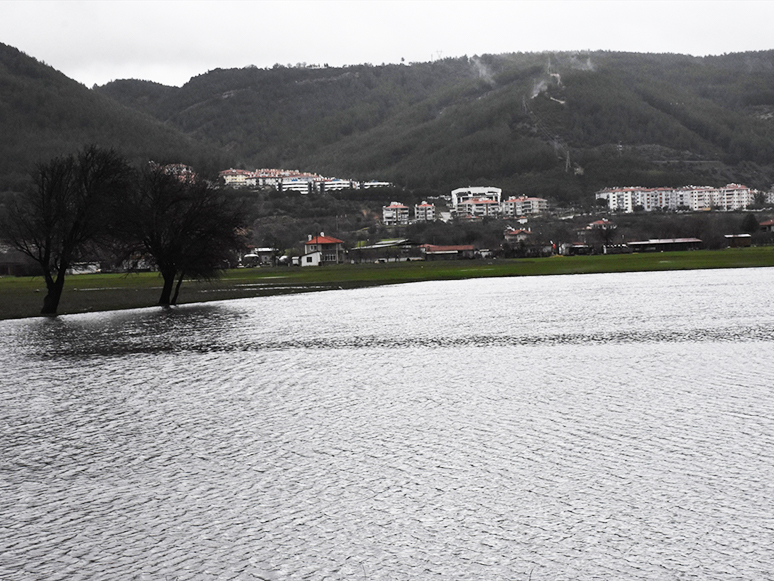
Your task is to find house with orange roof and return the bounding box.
[504,227,532,243]
[302,233,345,266]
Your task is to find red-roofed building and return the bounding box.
[587,218,616,230]
[502,196,548,216]
[414,201,435,222]
[457,198,502,218]
[760,219,774,232]
[220,168,256,188]
[420,244,477,260]
[504,227,532,243]
[303,233,345,266]
[383,202,410,225]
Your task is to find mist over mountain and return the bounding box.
[4,40,774,205]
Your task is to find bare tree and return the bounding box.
[115,166,247,306]
[0,146,131,314]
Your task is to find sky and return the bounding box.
[2,0,774,88]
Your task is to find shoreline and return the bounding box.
[2,247,774,321]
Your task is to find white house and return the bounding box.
[301,251,322,267]
[303,233,345,266]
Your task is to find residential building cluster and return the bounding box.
[382,186,548,224]
[451,187,548,219]
[382,201,437,225]
[596,183,768,212]
[298,233,491,266]
[219,168,390,193]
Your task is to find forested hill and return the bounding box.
[0,43,227,191]
[4,42,774,205]
[97,51,774,204]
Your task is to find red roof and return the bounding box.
[305,235,343,245]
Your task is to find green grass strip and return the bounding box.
[2,247,773,320]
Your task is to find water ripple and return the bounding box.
[2,268,774,580]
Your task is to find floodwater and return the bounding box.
[2,268,774,580]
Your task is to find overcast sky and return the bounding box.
[2,1,773,88]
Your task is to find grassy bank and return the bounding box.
[2,247,773,320]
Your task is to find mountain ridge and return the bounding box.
[3,41,774,205]
[96,49,774,202]
[0,42,227,191]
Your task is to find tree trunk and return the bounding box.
[171,271,185,306]
[40,268,67,315]
[158,270,176,306]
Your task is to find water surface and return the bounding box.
[2,268,774,580]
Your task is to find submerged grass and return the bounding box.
[2,247,773,320]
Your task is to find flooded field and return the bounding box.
[2,268,774,580]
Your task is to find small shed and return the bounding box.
[301,251,322,267]
[421,244,477,260]
[559,243,591,256]
[628,238,702,252]
[724,234,752,248]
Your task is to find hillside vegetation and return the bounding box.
[97,51,774,202]
[0,43,227,191]
[3,42,774,206]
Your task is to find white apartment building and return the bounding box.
[714,184,755,211]
[596,187,653,212]
[451,186,502,209]
[457,198,502,218]
[414,201,436,222]
[220,169,256,188]
[320,178,357,191]
[383,202,410,225]
[220,168,392,193]
[597,184,756,212]
[221,168,326,192]
[502,196,549,216]
[280,175,319,193]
